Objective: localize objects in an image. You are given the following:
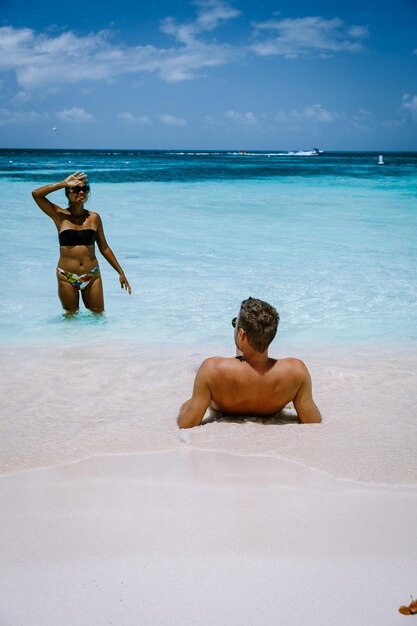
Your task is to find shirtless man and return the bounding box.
[177,297,322,429]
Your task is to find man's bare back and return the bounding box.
[177,298,321,429]
[206,355,315,415]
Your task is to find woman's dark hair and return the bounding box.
[65,184,90,206]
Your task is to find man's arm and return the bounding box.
[293,362,322,424]
[177,360,213,429]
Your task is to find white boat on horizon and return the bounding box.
[287,148,323,156]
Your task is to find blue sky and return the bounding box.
[0,0,416,150]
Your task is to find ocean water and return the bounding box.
[0,149,416,482]
[1,149,416,347]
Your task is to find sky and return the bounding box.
[0,0,416,150]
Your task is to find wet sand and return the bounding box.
[0,343,416,484]
[1,450,416,626]
[1,341,416,625]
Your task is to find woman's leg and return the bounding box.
[82,276,104,313]
[57,278,79,313]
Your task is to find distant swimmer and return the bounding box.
[32,171,131,314]
[177,297,322,428]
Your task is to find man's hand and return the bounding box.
[177,360,213,429]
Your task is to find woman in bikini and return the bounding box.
[32,171,131,314]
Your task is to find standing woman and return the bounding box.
[32,171,131,314]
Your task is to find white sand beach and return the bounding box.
[1,342,417,625]
[1,450,416,626]
[1,343,416,483]
[1,143,417,624]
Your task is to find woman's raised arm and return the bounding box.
[32,171,87,220]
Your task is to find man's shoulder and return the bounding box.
[276,357,309,378]
[197,356,242,381]
[199,356,239,372]
[279,356,306,368]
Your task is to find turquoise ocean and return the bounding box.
[1,149,416,482]
[1,149,416,347]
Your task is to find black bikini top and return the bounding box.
[58,229,97,247]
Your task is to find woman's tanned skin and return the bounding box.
[32,171,131,313]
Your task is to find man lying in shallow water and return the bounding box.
[177,297,322,429]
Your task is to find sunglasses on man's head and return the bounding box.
[232,317,237,328]
[69,185,90,193]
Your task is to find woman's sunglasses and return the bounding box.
[69,185,90,193]
[231,317,237,328]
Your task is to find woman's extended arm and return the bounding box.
[32,171,87,220]
[96,215,132,294]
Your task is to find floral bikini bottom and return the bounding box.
[56,265,100,291]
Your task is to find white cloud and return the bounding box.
[251,16,369,58]
[351,108,374,131]
[0,27,118,89]
[159,113,187,127]
[195,0,241,32]
[56,107,93,123]
[347,26,369,39]
[304,104,334,122]
[206,107,336,131]
[118,111,152,125]
[274,104,335,124]
[0,107,48,126]
[401,94,417,120]
[11,90,31,104]
[0,6,368,95]
[225,110,258,126]
[0,2,241,91]
[202,114,225,129]
[160,0,240,45]
[0,26,33,59]
[382,118,406,128]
